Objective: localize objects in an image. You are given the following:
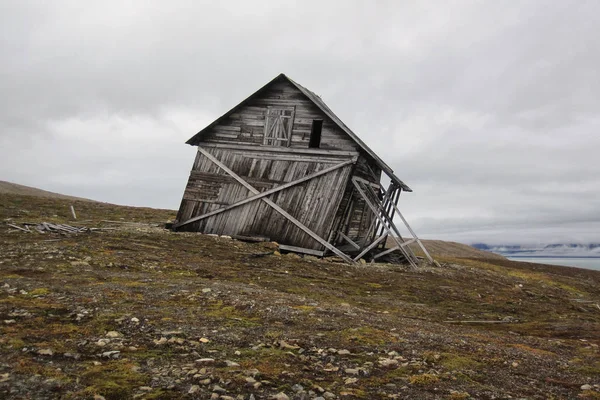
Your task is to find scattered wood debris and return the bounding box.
[6,222,90,234]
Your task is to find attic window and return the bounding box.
[309,119,323,148]
[263,107,295,146]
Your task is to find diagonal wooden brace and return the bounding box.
[352,178,419,268]
[174,158,355,229]
[183,147,356,263]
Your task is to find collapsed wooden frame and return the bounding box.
[174,147,433,266]
[350,177,433,268]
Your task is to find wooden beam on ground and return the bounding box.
[231,235,271,243]
[174,158,355,229]
[193,147,355,263]
[279,244,324,257]
[7,223,29,232]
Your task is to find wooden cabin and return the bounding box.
[174,74,431,266]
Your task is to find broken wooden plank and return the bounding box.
[15,221,91,234]
[6,223,30,232]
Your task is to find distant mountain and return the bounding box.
[471,242,600,258]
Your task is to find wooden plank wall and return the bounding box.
[202,81,359,151]
[176,145,354,250]
[330,156,382,247]
[176,77,390,253]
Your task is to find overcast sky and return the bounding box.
[1,1,598,245]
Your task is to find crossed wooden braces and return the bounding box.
[174,147,433,266]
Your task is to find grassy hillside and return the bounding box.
[0,180,93,202]
[1,192,599,399]
[384,238,506,260]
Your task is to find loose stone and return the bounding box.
[195,358,215,365]
[37,348,54,356]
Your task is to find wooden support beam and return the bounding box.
[353,233,388,262]
[337,231,360,250]
[352,178,418,268]
[372,184,398,245]
[386,186,401,236]
[174,158,355,229]
[352,179,414,266]
[352,176,381,189]
[373,245,399,260]
[366,186,389,245]
[388,199,434,263]
[381,171,434,264]
[357,184,396,259]
[192,147,355,263]
[400,238,417,247]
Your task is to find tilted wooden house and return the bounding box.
[174,73,431,266]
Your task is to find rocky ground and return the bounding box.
[0,193,599,399]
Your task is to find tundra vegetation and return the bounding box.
[0,192,599,399]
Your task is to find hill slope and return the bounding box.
[410,239,506,260]
[1,191,599,399]
[0,180,92,202]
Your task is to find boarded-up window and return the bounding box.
[263,107,295,146]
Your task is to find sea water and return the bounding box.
[507,257,600,271]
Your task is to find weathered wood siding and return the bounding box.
[331,156,382,247]
[202,80,359,151]
[176,144,354,250]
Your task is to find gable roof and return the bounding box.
[186,73,411,192]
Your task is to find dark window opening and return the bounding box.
[309,119,323,148]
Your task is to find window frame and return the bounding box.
[263,106,295,147]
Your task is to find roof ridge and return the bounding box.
[186,73,411,192]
